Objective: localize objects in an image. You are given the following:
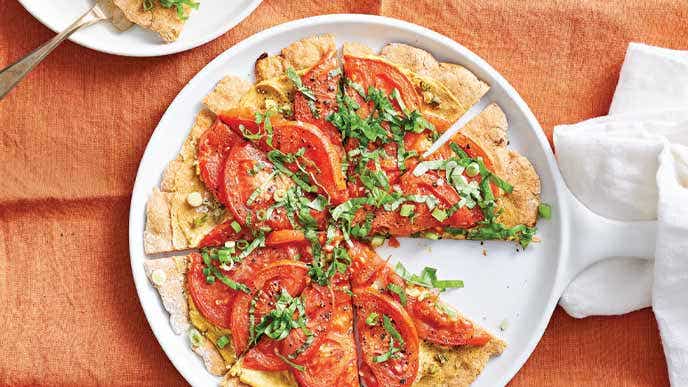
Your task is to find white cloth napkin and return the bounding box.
[553,43,688,386]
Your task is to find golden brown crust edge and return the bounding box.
[417,336,506,387]
[255,34,336,82]
[453,103,540,228]
[144,256,229,376]
[144,75,251,255]
[380,43,490,114]
[113,0,189,42]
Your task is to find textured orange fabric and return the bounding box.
[0,0,682,385]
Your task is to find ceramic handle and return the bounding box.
[562,188,657,284]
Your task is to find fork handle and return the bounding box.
[0,6,104,99]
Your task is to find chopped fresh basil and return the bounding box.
[394,262,464,292]
[387,283,407,305]
[286,67,316,101]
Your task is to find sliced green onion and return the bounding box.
[423,231,440,240]
[370,235,386,248]
[399,203,415,217]
[538,203,552,219]
[230,221,242,233]
[465,162,480,177]
[431,208,448,222]
[205,275,215,284]
[216,335,230,349]
[188,328,203,347]
[366,312,379,326]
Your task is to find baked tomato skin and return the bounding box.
[243,337,287,372]
[186,252,237,329]
[198,221,246,248]
[220,142,294,231]
[348,244,489,347]
[353,288,419,387]
[280,283,334,364]
[293,50,343,147]
[343,55,421,114]
[292,271,358,387]
[197,118,245,202]
[230,260,309,358]
[348,241,387,289]
[406,292,490,346]
[219,110,349,204]
[292,332,359,387]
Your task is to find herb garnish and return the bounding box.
[250,288,311,347]
[394,262,464,292]
[143,0,199,20]
[372,315,405,363]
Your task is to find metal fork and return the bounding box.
[0,3,111,99]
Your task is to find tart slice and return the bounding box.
[368,103,541,246]
[348,242,506,386]
[113,0,198,42]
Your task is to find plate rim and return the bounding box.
[16,0,263,57]
[129,14,571,386]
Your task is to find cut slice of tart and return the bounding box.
[348,241,506,387]
[368,103,541,247]
[144,36,340,254]
[143,233,317,377]
[113,0,198,42]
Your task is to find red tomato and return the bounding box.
[264,229,307,246]
[353,289,419,387]
[220,110,349,204]
[281,284,334,363]
[198,221,245,248]
[197,118,245,202]
[243,337,287,372]
[348,241,387,289]
[292,272,358,387]
[220,142,293,231]
[343,55,421,114]
[230,261,309,356]
[186,252,237,328]
[293,50,343,147]
[292,332,359,387]
[407,293,490,346]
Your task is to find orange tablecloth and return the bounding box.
[1,0,683,385]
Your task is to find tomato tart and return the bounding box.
[143,34,543,386]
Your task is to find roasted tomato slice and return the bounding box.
[348,241,387,289]
[343,55,421,114]
[354,288,419,387]
[186,252,236,328]
[406,291,490,346]
[220,142,294,230]
[292,332,359,387]
[220,110,348,204]
[230,260,309,357]
[281,283,334,363]
[293,50,343,147]
[198,220,245,248]
[197,118,245,202]
[371,169,484,237]
[243,337,286,372]
[264,229,307,246]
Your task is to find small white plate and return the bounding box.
[129,14,656,386]
[18,0,263,57]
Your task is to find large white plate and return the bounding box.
[129,15,657,386]
[18,0,263,57]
